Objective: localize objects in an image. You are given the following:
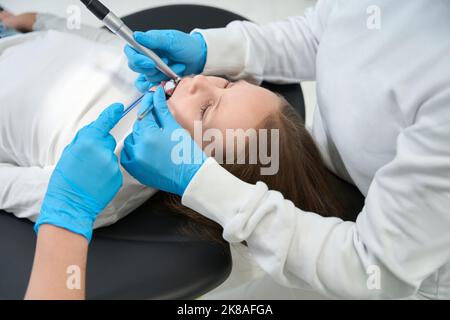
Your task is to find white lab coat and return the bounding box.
[184,0,450,299]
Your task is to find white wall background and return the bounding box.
[2,0,318,125]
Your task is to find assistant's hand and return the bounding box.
[34,104,124,242]
[124,30,207,92]
[121,87,206,196]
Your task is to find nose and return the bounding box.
[188,75,213,95]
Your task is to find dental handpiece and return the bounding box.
[80,0,182,88]
[80,0,180,83]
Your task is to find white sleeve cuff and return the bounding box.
[192,26,247,78]
[182,158,257,228]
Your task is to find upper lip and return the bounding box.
[178,77,188,87]
[172,77,189,93]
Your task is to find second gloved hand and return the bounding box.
[34,104,124,242]
[121,87,207,196]
[125,30,207,92]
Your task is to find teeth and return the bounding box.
[149,80,177,97]
[164,80,177,97]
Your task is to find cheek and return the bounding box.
[167,100,184,126]
[208,109,252,132]
[168,99,198,133]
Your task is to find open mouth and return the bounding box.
[149,80,179,99]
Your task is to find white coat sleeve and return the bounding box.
[0,164,53,221]
[193,0,337,83]
[182,90,450,299]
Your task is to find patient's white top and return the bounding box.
[186,0,450,299]
[0,30,156,227]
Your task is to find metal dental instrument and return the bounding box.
[121,95,145,120]
[80,0,181,120]
[135,80,178,120]
[121,81,177,120]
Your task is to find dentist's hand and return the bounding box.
[34,104,124,242]
[121,87,207,196]
[124,30,207,92]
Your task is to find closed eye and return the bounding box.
[201,80,231,119]
[200,103,212,119]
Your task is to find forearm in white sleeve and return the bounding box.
[33,13,116,44]
[0,164,53,221]
[193,0,337,84]
[182,91,450,299]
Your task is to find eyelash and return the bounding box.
[200,81,230,118]
[200,102,213,118]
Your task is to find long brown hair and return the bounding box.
[163,97,343,243]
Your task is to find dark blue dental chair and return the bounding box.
[0,5,363,299]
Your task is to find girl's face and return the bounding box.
[167,75,281,137]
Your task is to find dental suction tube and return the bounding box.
[80,0,181,83]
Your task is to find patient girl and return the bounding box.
[0,11,343,240]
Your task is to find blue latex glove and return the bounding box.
[121,87,207,196]
[34,104,124,242]
[124,30,207,92]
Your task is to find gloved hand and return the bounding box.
[124,30,207,92]
[34,104,124,242]
[121,87,207,196]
